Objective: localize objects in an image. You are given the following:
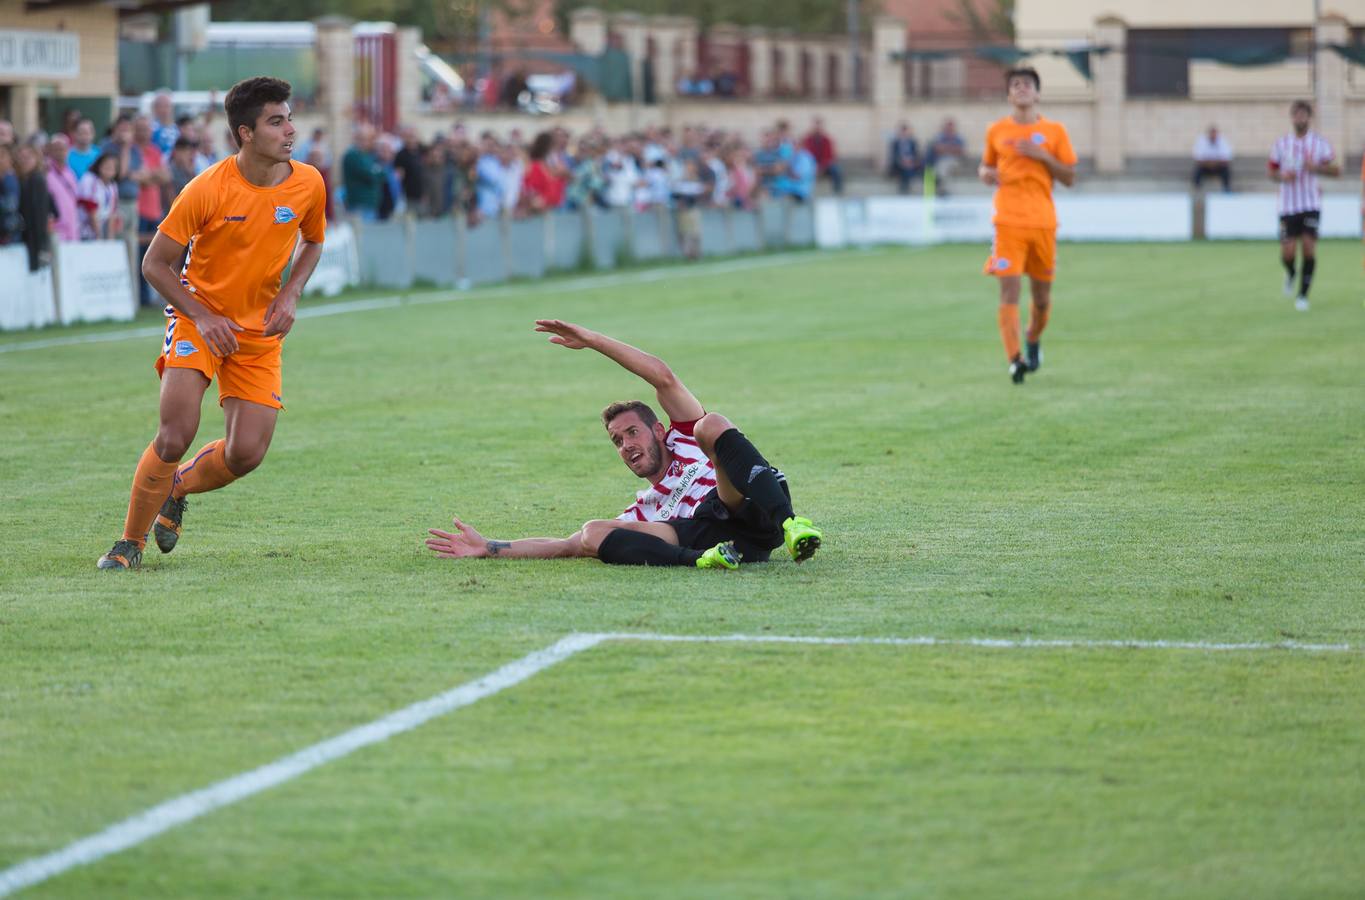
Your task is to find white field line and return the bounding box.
[0,633,608,898]
[0,249,853,356]
[597,632,1357,653]
[1,626,1353,896]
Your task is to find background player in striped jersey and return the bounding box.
[97,77,326,570]
[424,320,822,569]
[1269,100,1339,312]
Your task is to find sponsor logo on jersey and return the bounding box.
[273,206,298,224]
[175,340,198,357]
[1031,132,1046,145]
[657,461,704,520]
[223,215,247,222]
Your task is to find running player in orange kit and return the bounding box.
[979,67,1077,384]
[97,77,326,569]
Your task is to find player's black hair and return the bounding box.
[602,400,660,431]
[224,76,292,149]
[1005,67,1041,91]
[1291,99,1313,116]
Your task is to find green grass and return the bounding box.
[2,242,1363,897]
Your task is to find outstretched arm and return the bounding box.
[534,320,705,422]
[425,515,584,560]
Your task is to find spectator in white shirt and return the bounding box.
[1193,125,1233,192]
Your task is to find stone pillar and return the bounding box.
[648,15,697,101]
[708,21,742,92]
[1092,15,1126,174]
[745,27,772,99]
[612,12,649,105]
[677,17,699,84]
[871,16,906,171]
[570,6,608,56]
[773,29,800,97]
[1316,14,1349,158]
[10,83,40,139]
[648,16,678,100]
[396,26,422,128]
[314,16,355,171]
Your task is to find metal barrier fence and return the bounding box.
[353,202,818,290]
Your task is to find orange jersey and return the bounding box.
[158,157,326,331]
[982,116,1077,230]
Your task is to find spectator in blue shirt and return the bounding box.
[150,92,179,157]
[771,146,818,202]
[67,118,101,179]
[475,132,507,220]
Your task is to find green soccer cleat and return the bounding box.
[782,516,822,563]
[97,539,142,571]
[154,494,188,553]
[695,541,741,570]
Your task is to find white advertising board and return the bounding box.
[0,246,57,331]
[54,240,135,325]
[818,194,1193,247]
[305,222,361,297]
[1205,193,1363,239]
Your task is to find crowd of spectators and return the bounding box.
[335,116,844,250]
[0,91,227,301]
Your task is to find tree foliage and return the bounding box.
[213,0,879,43]
[212,0,484,45]
[554,0,879,34]
[944,0,1015,42]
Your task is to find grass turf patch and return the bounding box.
[2,241,1363,896]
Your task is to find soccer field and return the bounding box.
[1,241,1363,898]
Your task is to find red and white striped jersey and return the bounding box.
[1269,131,1334,215]
[618,418,718,522]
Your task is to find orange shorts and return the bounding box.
[155,312,284,409]
[984,226,1056,281]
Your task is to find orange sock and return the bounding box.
[122,443,181,548]
[1027,302,1051,342]
[173,439,240,498]
[997,303,1021,360]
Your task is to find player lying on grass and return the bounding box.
[424,320,822,569]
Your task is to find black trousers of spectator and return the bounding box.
[892,164,923,195]
[1193,162,1231,192]
[821,164,844,195]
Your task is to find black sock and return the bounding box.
[712,429,795,525]
[1300,257,1315,297]
[597,528,702,566]
[1283,257,1296,279]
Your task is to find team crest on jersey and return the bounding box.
[273,206,298,224]
[1030,132,1046,144]
[175,340,197,357]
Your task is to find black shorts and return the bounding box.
[1280,212,1320,239]
[667,486,788,563]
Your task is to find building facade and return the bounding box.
[1,0,121,137]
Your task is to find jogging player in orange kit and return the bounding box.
[97,77,326,569]
[979,67,1077,384]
